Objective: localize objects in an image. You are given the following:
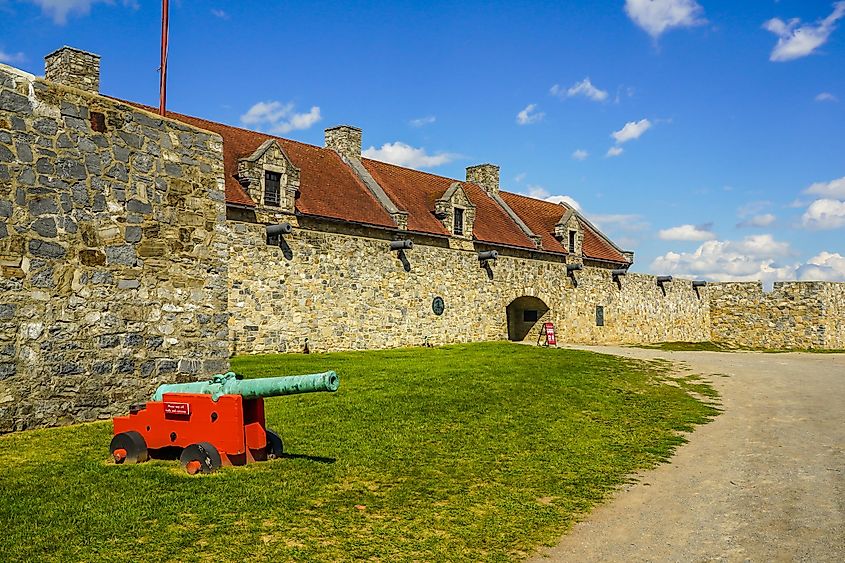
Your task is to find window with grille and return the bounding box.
[264,171,281,206]
[454,207,464,236]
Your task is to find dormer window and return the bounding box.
[264,171,281,207]
[454,208,464,236]
[568,230,577,253]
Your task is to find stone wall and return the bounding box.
[226,220,711,354]
[709,281,845,349]
[0,64,229,431]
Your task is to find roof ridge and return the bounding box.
[500,190,573,211]
[362,156,467,184]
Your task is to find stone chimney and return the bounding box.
[44,46,100,94]
[466,164,500,196]
[325,125,362,160]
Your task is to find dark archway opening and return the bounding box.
[506,296,550,341]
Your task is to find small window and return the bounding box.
[453,207,464,236]
[568,230,577,253]
[523,309,538,322]
[595,305,605,327]
[264,171,281,206]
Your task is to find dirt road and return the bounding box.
[529,346,845,563]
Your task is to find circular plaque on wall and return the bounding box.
[432,296,445,316]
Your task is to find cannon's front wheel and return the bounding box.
[180,442,222,474]
[266,429,284,459]
[110,431,149,465]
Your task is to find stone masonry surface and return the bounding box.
[227,221,711,354]
[0,64,229,431]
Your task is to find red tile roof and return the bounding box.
[156,111,396,228]
[124,101,628,262]
[363,159,536,249]
[501,192,629,264]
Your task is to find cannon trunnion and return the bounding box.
[110,371,339,474]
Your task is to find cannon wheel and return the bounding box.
[265,429,284,459]
[179,442,222,475]
[110,431,149,465]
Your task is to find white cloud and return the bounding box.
[606,147,624,158]
[211,8,229,19]
[514,172,527,183]
[738,213,777,228]
[804,175,845,198]
[651,234,796,284]
[624,0,706,38]
[409,115,436,127]
[240,100,321,134]
[0,49,26,64]
[362,142,456,169]
[517,185,582,210]
[797,252,845,281]
[516,104,544,125]
[801,198,845,229]
[571,149,589,161]
[611,118,652,144]
[27,0,138,24]
[551,78,608,102]
[763,2,845,62]
[815,92,838,102]
[658,224,717,241]
[590,214,650,233]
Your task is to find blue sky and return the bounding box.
[2,0,844,282]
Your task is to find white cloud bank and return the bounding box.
[652,235,845,283]
[409,115,436,127]
[658,224,716,241]
[27,0,138,24]
[516,104,544,125]
[763,2,845,62]
[624,0,706,38]
[362,142,456,169]
[517,185,582,210]
[737,213,777,228]
[612,119,652,144]
[551,78,608,102]
[0,49,26,64]
[800,175,845,229]
[240,100,321,135]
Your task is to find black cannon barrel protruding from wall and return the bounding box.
[478,250,498,261]
[390,239,413,251]
[656,275,673,284]
[266,223,293,237]
[692,280,707,288]
[611,268,628,277]
[567,263,583,272]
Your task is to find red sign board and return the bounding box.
[163,402,191,416]
[543,322,557,346]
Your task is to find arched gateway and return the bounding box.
[505,296,550,341]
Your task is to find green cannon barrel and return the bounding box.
[153,371,339,402]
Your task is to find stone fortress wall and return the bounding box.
[1,50,844,432]
[709,281,845,350]
[0,59,229,432]
[226,220,712,354]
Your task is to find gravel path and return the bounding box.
[529,346,845,563]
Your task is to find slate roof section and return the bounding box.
[125,102,628,262]
[500,192,629,264]
[362,159,537,249]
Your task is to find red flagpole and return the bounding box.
[159,0,169,116]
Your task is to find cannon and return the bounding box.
[110,371,339,474]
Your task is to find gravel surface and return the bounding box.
[529,346,845,563]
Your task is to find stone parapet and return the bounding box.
[0,65,229,431]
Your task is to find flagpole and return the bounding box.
[159,0,169,116]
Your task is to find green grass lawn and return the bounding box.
[0,343,718,562]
